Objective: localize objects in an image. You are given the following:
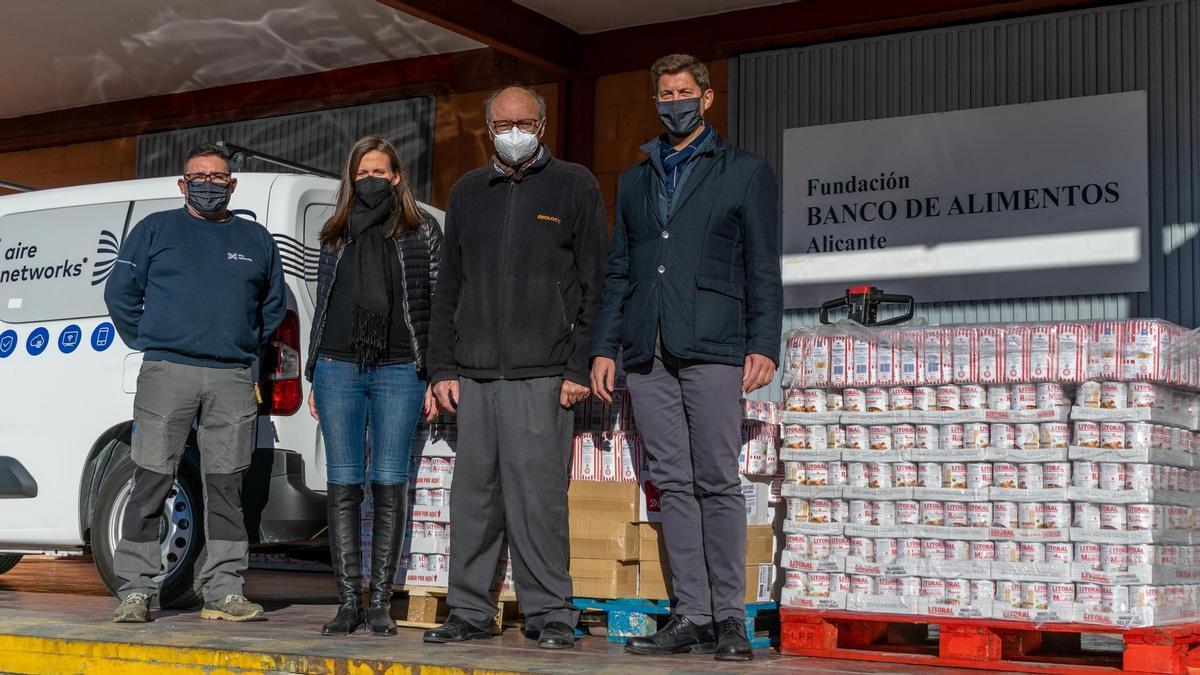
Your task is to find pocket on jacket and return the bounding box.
[693,275,744,345]
[505,277,572,369]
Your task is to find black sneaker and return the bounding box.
[625,616,716,655]
[714,616,753,661]
[422,615,493,643]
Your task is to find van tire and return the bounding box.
[0,554,23,575]
[91,443,207,609]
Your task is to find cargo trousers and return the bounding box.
[114,359,257,602]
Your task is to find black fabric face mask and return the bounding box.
[656,97,704,137]
[186,181,231,217]
[354,176,395,209]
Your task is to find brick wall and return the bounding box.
[591,60,729,225]
[0,138,136,195]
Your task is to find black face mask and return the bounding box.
[186,181,232,218]
[656,97,704,137]
[354,176,394,209]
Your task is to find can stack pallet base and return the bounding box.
[572,597,776,648]
[781,607,1200,674]
[395,585,519,631]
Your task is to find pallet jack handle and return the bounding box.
[819,285,915,327]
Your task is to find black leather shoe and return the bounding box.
[537,621,575,649]
[423,616,494,643]
[625,616,716,655]
[322,484,365,637]
[714,617,753,661]
[366,483,406,636]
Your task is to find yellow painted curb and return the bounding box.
[0,634,522,675]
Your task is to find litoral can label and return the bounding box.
[964,423,990,448]
[923,538,946,560]
[425,523,446,539]
[937,384,961,411]
[785,389,805,412]
[1099,462,1126,491]
[971,580,996,601]
[868,462,893,489]
[1074,502,1101,530]
[921,577,946,599]
[810,498,833,524]
[996,580,1020,604]
[1021,582,1049,609]
[961,384,986,410]
[1018,502,1043,529]
[1074,421,1101,448]
[1130,382,1156,408]
[1040,423,1070,449]
[827,426,848,451]
[988,385,1012,411]
[1016,423,1041,450]
[1100,503,1127,530]
[900,538,924,559]
[868,426,892,451]
[890,387,914,411]
[993,463,1018,488]
[1047,542,1073,564]
[849,500,871,525]
[844,389,866,412]
[1073,460,1099,488]
[807,425,829,451]
[826,392,844,412]
[1100,543,1128,572]
[848,462,869,487]
[805,462,829,486]
[945,578,970,605]
[1037,382,1064,409]
[1044,462,1072,489]
[1127,503,1157,531]
[429,489,447,507]
[1043,502,1070,529]
[992,501,1017,528]
[1018,463,1044,490]
[784,425,806,450]
[784,461,805,485]
[807,572,831,597]
[1075,543,1101,569]
[967,501,992,527]
[896,501,919,525]
[1132,585,1159,609]
[971,541,996,561]
[1050,582,1075,603]
[785,570,806,590]
[832,573,851,593]
[786,533,809,554]
[804,389,827,413]
[866,387,890,412]
[945,502,968,527]
[1076,582,1102,605]
[846,425,869,450]
[415,488,433,506]
[873,500,896,526]
[1078,381,1102,408]
[996,541,1020,562]
[1101,381,1128,409]
[1127,422,1152,451]
[1127,543,1153,565]
[990,423,1015,449]
[877,577,902,596]
[431,554,449,572]
[943,463,967,489]
[894,462,918,487]
[919,462,942,488]
[1100,423,1127,450]
[915,424,939,449]
[913,386,935,411]
[1013,383,1038,410]
[875,538,898,562]
[967,463,993,489]
[410,521,428,539]
[901,576,922,596]
[849,536,872,560]
[850,575,875,596]
[1126,463,1154,491]
[944,540,970,560]
[920,501,945,526]
[788,498,810,523]
[892,424,916,450]
[941,424,964,449]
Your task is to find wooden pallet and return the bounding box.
[572,597,776,648]
[781,608,1200,674]
[393,586,519,632]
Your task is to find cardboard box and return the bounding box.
[569,518,639,561]
[638,562,773,604]
[570,558,638,598]
[638,524,774,564]
[568,480,640,522]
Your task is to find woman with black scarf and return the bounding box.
[303,136,442,636]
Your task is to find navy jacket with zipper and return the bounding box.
[304,211,443,381]
[426,148,609,387]
[590,131,783,368]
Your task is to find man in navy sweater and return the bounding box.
[104,143,286,623]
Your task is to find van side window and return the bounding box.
[0,202,131,323]
[302,203,334,303]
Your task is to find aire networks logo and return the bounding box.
[0,237,92,285]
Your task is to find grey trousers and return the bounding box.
[446,376,580,630]
[115,360,257,602]
[626,353,746,622]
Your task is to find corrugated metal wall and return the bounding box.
[136,96,436,201]
[733,0,1198,400]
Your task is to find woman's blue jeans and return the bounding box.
[312,357,425,486]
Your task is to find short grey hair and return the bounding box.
[484,85,546,122]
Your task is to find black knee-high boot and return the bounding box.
[322,483,365,636]
[367,482,407,636]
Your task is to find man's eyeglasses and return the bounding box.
[490,119,541,134]
[183,172,232,186]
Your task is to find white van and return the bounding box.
[0,173,443,608]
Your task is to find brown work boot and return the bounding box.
[200,594,267,622]
[112,592,151,623]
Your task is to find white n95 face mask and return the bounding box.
[493,127,540,165]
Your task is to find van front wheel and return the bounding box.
[91,443,206,609]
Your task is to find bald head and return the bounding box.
[485,85,546,125]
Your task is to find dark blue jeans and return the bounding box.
[312,357,425,485]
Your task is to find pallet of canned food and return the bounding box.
[776,319,1200,627]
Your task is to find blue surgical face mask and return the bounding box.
[186,181,231,218]
[656,97,704,137]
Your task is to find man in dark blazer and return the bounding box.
[591,54,782,662]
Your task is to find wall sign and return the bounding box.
[781,91,1149,308]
